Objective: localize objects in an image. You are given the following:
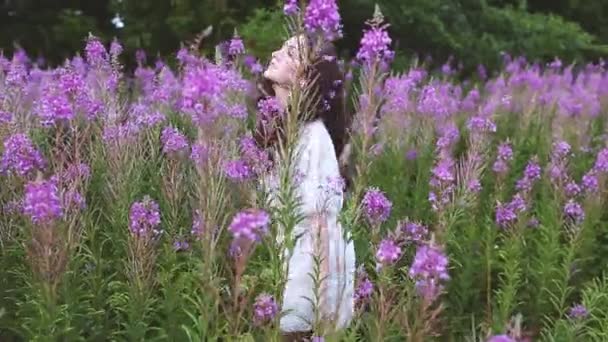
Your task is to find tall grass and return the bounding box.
[1,4,608,342]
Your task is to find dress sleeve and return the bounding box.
[294,121,349,322]
[295,121,343,219]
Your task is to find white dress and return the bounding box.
[260,118,356,333]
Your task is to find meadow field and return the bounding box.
[1,4,608,341]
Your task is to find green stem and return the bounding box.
[494,229,523,328]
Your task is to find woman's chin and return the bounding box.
[263,69,275,81]
[265,69,286,83]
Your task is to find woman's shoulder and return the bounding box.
[301,119,332,145]
[297,119,339,169]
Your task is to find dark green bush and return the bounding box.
[1,0,607,75]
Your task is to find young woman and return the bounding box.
[253,34,356,340]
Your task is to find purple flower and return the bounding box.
[57,66,83,94]
[376,238,402,265]
[582,171,599,193]
[0,110,12,124]
[243,55,263,74]
[548,164,567,183]
[492,159,509,174]
[216,41,231,62]
[191,210,205,239]
[77,96,103,121]
[257,96,282,121]
[568,303,588,319]
[228,36,245,56]
[304,0,342,41]
[322,175,346,196]
[253,293,278,325]
[0,133,46,177]
[548,57,562,69]
[110,38,123,57]
[552,140,571,159]
[85,35,108,68]
[515,158,541,192]
[400,221,428,243]
[509,193,526,212]
[190,142,209,167]
[228,209,270,243]
[6,54,27,87]
[135,49,147,65]
[415,278,445,303]
[180,61,245,125]
[408,67,427,82]
[409,243,450,302]
[311,337,325,342]
[229,240,244,258]
[60,163,91,183]
[495,194,527,229]
[564,200,585,224]
[362,187,392,224]
[223,159,253,181]
[355,277,373,301]
[492,142,513,175]
[129,196,162,238]
[37,89,74,127]
[23,180,63,225]
[409,244,450,281]
[441,62,452,75]
[416,84,460,120]
[466,116,497,134]
[133,108,166,128]
[161,126,189,155]
[428,156,456,211]
[135,67,156,96]
[356,25,393,65]
[435,125,460,152]
[564,182,581,198]
[430,157,455,184]
[102,122,141,144]
[461,88,480,112]
[527,217,540,228]
[63,190,86,212]
[176,48,192,66]
[467,178,482,193]
[284,0,299,15]
[487,335,515,342]
[239,136,271,176]
[405,149,418,160]
[497,142,513,161]
[380,74,417,113]
[173,239,190,252]
[594,148,608,173]
[153,66,179,104]
[354,267,374,307]
[523,159,542,180]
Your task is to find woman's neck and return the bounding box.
[272,84,291,110]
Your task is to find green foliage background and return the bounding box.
[1,0,608,73]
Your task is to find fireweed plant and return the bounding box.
[1,2,608,341]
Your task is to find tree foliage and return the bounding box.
[0,0,607,74]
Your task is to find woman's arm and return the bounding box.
[296,121,344,320]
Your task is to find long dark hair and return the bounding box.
[253,37,353,188]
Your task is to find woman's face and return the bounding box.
[263,35,305,87]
